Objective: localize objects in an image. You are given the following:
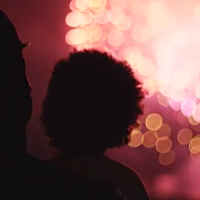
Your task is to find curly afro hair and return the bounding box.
[41,50,145,157]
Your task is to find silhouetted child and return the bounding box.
[42,50,149,200]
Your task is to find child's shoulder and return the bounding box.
[103,156,140,178]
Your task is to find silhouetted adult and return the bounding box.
[0,10,124,200]
[42,50,149,200]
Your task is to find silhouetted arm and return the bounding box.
[0,10,32,154]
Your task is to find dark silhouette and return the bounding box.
[0,9,32,156]
[41,50,149,200]
[0,10,124,200]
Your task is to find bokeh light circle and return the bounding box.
[142,131,157,148]
[155,124,171,138]
[189,137,200,154]
[129,132,143,148]
[145,113,163,131]
[156,137,172,153]
[159,150,175,166]
[177,128,193,145]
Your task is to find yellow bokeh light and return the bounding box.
[90,0,107,11]
[159,150,175,166]
[145,113,163,131]
[75,0,90,10]
[89,0,102,8]
[177,128,193,145]
[189,137,200,154]
[66,28,88,45]
[157,93,169,107]
[156,137,172,153]
[80,10,94,26]
[128,132,143,148]
[88,25,103,43]
[131,120,142,134]
[66,12,84,27]
[155,124,171,138]
[188,115,200,126]
[94,9,111,24]
[142,131,157,148]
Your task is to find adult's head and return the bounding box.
[41,50,145,157]
[0,10,32,153]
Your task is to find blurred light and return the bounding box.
[193,5,200,21]
[80,10,94,26]
[156,124,171,138]
[90,0,107,11]
[142,131,157,148]
[157,93,169,107]
[123,46,143,69]
[70,0,80,11]
[75,0,90,10]
[65,28,88,45]
[137,58,156,77]
[131,0,148,17]
[146,1,169,28]
[131,25,150,43]
[66,0,200,169]
[83,18,97,29]
[172,30,188,46]
[191,123,200,132]
[188,115,200,126]
[107,29,124,46]
[195,83,200,99]
[181,99,197,117]
[88,25,103,43]
[89,0,102,8]
[190,152,200,161]
[129,132,143,148]
[177,111,189,126]
[114,15,131,31]
[132,120,142,133]
[94,9,111,24]
[189,161,200,175]
[169,88,186,102]
[177,128,193,145]
[145,113,163,131]
[110,0,127,10]
[159,150,175,166]
[192,104,200,123]
[189,136,200,154]
[66,12,84,27]
[156,137,172,153]
[143,79,157,98]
